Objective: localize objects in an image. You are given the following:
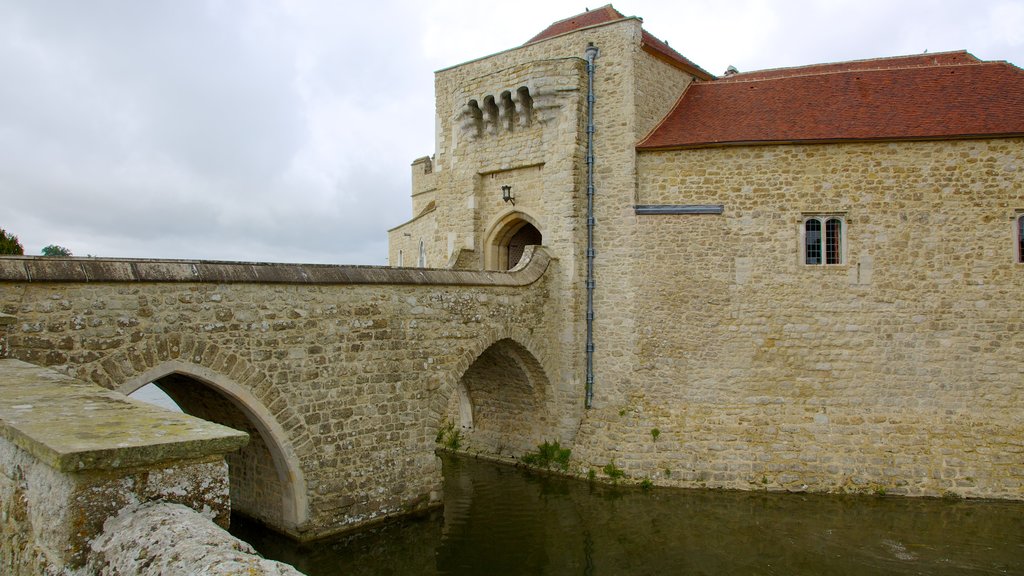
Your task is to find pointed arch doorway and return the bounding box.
[484,213,543,271]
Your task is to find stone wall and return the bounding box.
[0,250,564,540]
[0,359,297,575]
[570,138,1024,499]
[389,157,440,268]
[633,46,696,144]
[0,312,13,358]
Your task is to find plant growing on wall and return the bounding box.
[435,419,463,452]
[602,460,624,482]
[521,440,571,471]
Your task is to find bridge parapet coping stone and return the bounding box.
[0,358,248,472]
[0,359,273,574]
[0,245,551,285]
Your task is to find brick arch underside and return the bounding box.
[440,331,556,458]
[93,343,311,537]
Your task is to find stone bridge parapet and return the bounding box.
[0,247,572,540]
[0,248,550,286]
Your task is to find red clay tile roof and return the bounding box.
[639,56,1024,149]
[525,4,713,79]
[525,5,626,44]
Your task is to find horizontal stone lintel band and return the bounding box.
[635,204,724,215]
[0,246,551,287]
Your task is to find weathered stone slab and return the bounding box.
[0,259,29,282]
[77,259,138,281]
[0,359,248,471]
[23,258,88,281]
[132,259,204,282]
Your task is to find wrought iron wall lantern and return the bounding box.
[501,185,515,206]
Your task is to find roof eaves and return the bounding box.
[637,133,1024,151]
[640,36,714,80]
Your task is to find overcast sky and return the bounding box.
[2,1,1021,265]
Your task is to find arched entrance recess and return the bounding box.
[447,338,553,457]
[119,360,307,534]
[484,212,543,271]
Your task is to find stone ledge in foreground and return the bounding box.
[0,358,249,472]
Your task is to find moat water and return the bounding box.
[231,454,1023,575]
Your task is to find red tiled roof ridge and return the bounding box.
[716,58,1015,87]
[717,50,981,82]
[525,4,626,45]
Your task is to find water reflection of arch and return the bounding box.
[483,211,543,271]
[120,360,307,534]
[436,329,555,457]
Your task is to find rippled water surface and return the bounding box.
[233,454,1023,575]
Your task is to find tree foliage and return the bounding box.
[0,229,24,255]
[41,244,73,257]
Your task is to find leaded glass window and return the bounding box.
[805,219,822,265]
[1018,215,1024,263]
[804,216,844,265]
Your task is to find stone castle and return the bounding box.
[1,4,1023,573]
[389,5,1024,496]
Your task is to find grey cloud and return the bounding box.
[1,0,1020,265]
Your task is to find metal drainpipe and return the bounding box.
[584,42,598,409]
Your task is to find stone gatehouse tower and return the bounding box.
[389,5,715,452]
[392,5,1024,498]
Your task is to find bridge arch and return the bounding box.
[119,360,308,534]
[434,328,557,458]
[483,210,543,271]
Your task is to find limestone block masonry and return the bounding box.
[0,248,566,541]
[568,138,1024,499]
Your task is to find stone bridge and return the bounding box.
[0,247,577,540]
